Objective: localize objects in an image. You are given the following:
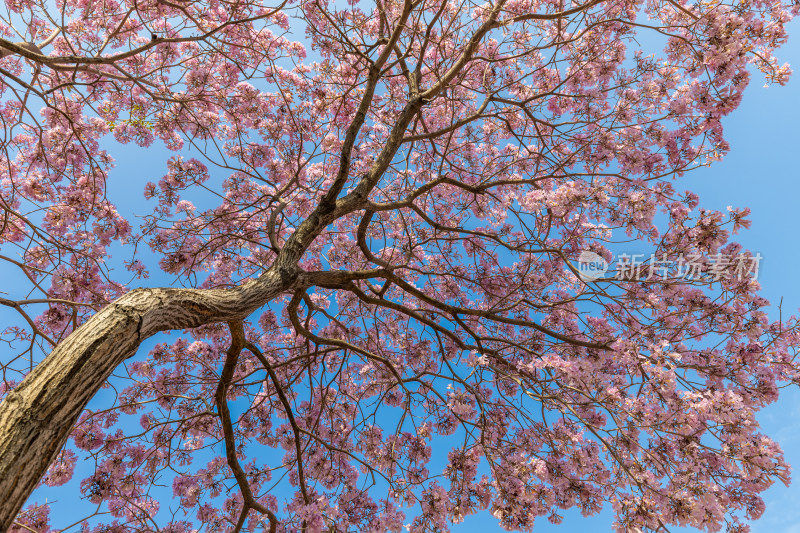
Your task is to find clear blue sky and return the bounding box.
[13,17,800,533]
[448,17,800,533]
[101,17,800,532]
[676,20,800,532]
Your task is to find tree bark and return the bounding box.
[0,267,290,530]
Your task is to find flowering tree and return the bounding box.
[0,0,798,530]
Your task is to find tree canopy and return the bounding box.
[0,0,799,531]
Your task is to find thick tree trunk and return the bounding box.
[0,268,290,530]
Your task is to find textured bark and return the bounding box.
[0,267,291,530]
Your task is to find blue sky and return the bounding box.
[89,18,800,532]
[9,15,800,533]
[679,21,800,531]
[455,18,800,533]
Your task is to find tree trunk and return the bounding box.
[0,268,289,530]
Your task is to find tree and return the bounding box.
[0,0,797,530]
